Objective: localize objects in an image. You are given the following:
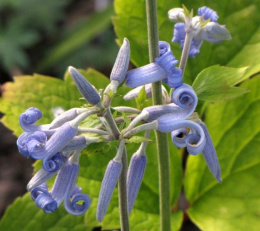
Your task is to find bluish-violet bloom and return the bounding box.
[30,153,91,215]
[126,41,181,88]
[96,160,122,222]
[27,152,68,191]
[170,6,231,57]
[157,115,206,154]
[171,128,189,148]
[69,66,101,106]
[127,153,147,213]
[199,122,222,182]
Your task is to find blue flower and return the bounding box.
[171,6,231,57]
[126,41,182,88]
[30,154,91,215]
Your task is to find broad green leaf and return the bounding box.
[113,0,260,85]
[0,68,183,230]
[192,65,248,102]
[184,76,260,230]
[0,193,91,231]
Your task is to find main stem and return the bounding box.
[103,109,129,231]
[146,1,171,231]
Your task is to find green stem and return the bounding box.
[146,1,171,231]
[102,109,129,231]
[179,31,193,73]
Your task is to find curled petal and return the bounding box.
[35,192,57,213]
[27,153,67,191]
[97,160,122,222]
[171,84,198,118]
[30,122,77,160]
[17,132,31,157]
[158,41,171,56]
[157,117,205,154]
[19,108,50,132]
[126,63,167,88]
[185,133,205,155]
[42,152,68,172]
[110,38,130,84]
[155,51,182,88]
[31,183,48,200]
[200,122,222,182]
[198,6,219,22]
[127,153,147,213]
[64,191,91,215]
[69,66,101,106]
[26,131,47,156]
[171,128,188,148]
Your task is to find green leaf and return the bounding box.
[0,193,91,231]
[113,0,260,84]
[192,65,248,102]
[135,86,146,110]
[184,76,260,230]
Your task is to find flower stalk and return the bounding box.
[146,0,171,230]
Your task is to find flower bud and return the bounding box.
[127,153,147,213]
[96,160,122,222]
[69,66,101,106]
[110,38,130,84]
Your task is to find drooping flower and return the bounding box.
[30,152,91,215]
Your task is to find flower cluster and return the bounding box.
[16,5,224,223]
[169,6,231,57]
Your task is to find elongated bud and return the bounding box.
[127,153,147,213]
[69,66,101,106]
[110,38,130,84]
[96,160,122,222]
[200,122,222,182]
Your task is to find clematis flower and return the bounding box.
[30,152,91,215]
[126,41,182,88]
[170,6,231,57]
